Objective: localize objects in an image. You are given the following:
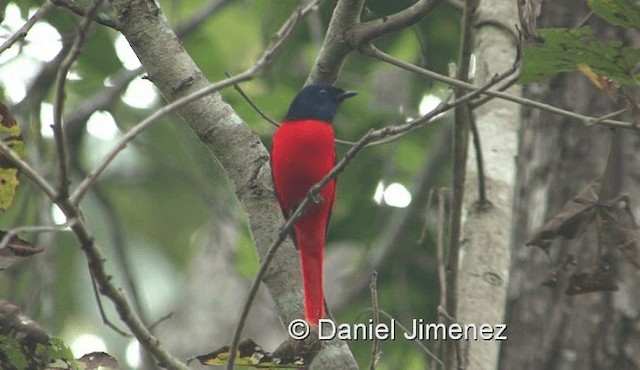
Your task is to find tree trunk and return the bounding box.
[500,1,640,369]
[455,0,520,368]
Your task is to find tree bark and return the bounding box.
[500,1,640,369]
[455,0,520,368]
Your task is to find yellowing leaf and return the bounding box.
[577,63,618,100]
[194,338,308,369]
[0,102,24,211]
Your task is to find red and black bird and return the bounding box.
[271,84,356,325]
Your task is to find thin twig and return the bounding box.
[469,113,487,207]
[53,0,103,198]
[362,46,636,130]
[149,311,175,331]
[87,175,149,327]
[0,1,55,54]
[585,108,628,126]
[349,0,444,46]
[0,141,57,200]
[432,188,448,370]
[0,219,76,251]
[227,73,279,127]
[50,0,119,29]
[417,188,436,244]
[376,309,444,367]
[437,305,464,370]
[228,75,360,146]
[574,11,594,29]
[369,271,380,370]
[89,276,130,336]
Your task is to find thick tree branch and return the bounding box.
[306,0,365,84]
[307,0,443,85]
[350,0,443,45]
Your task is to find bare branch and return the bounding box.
[362,46,637,130]
[368,271,380,370]
[50,0,120,29]
[0,140,57,200]
[306,0,365,84]
[0,1,55,54]
[349,0,444,45]
[89,276,131,337]
[52,0,103,198]
[377,309,443,366]
[0,219,75,251]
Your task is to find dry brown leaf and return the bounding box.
[565,271,619,295]
[0,231,44,270]
[597,196,640,268]
[527,179,601,251]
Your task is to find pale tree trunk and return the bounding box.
[500,1,640,369]
[456,0,520,368]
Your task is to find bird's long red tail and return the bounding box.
[295,212,326,325]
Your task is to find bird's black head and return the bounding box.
[284,83,357,123]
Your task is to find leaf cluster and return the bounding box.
[521,0,640,86]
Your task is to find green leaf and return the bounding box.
[588,0,640,29]
[47,338,82,369]
[520,27,640,85]
[0,102,24,211]
[0,335,28,370]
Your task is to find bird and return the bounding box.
[271,84,356,325]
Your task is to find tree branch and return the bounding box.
[0,1,55,54]
[350,0,443,45]
[361,46,637,130]
[50,0,120,29]
[52,0,103,199]
[306,0,365,84]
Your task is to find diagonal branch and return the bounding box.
[350,0,444,45]
[362,45,636,130]
[307,0,443,84]
[0,1,55,54]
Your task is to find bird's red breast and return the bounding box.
[272,119,336,214]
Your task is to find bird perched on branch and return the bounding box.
[271,84,356,325]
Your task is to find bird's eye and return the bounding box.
[319,89,328,97]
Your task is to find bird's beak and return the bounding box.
[338,90,358,101]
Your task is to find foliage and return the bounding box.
[0,102,24,210]
[521,0,640,86]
